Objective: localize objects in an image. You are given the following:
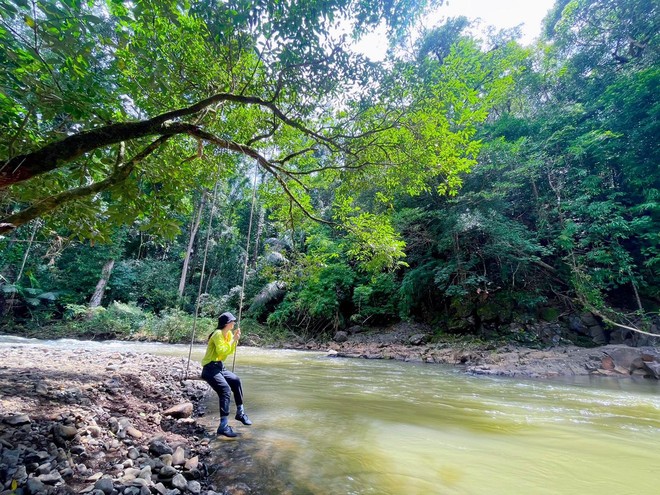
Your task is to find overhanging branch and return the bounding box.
[0,136,171,234]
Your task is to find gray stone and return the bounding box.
[589,325,607,345]
[60,467,74,478]
[187,480,201,494]
[14,465,27,484]
[408,333,429,346]
[26,477,46,495]
[171,473,188,491]
[55,424,79,440]
[568,316,588,334]
[38,471,63,484]
[159,465,177,478]
[129,478,150,488]
[580,312,599,327]
[137,465,152,480]
[1,448,21,467]
[171,447,185,466]
[160,453,173,467]
[149,439,173,456]
[94,477,114,494]
[4,414,31,426]
[127,447,140,460]
[333,331,348,343]
[153,482,168,495]
[36,463,52,475]
[35,382,49,395]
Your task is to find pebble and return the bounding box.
[171,473,188,490]
[187,480,202,494]
[184,456,199,471]
[37,471,63,484]
[54,423,79,439]
[4,414,31,426]
[94,477,114,494]
[159,465,178,478]
[26,478,46,494]
[149,439,173,456]
[172,446,186,466]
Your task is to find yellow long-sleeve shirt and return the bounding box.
[201,330,237,366]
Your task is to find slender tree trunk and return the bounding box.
[178,194,206,299]
[15,221,40,283]
[89,259,115,308]
[252,205,265,268]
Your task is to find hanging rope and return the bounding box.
[185,177,220,380]
[232,162,260,372]
[183,162,260,379]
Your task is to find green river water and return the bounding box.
[197,346,660,495]
[3,338,659,494]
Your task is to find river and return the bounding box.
[2,336,659,494]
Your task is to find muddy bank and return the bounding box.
[279,322,660,379]
[0,345,251,495]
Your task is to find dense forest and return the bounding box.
[0,0,658,346]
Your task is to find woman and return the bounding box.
[201,311,252,437]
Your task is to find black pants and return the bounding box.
[201,361,244,418]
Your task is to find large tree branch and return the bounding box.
[179,125,333,226]
[0,136,170,234]
[0,92,334,189]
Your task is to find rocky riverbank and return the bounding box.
[3,326,660,495]
[282,321,660,380]
[0,345,252,495]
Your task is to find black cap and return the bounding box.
[217,311,237,328]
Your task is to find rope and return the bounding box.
[183,162,260,379]
[232,162,260,372]
[185,178,220,380]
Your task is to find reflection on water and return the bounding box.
[2,337,659,494]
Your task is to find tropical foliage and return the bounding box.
[1,0,658,343]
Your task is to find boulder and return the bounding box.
[333,331,348,343]
[163,403,193,419]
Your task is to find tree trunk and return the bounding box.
[89,259,115,308]
[252,205,265,268]
[15,221,40,283]
[178,194,206,299]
